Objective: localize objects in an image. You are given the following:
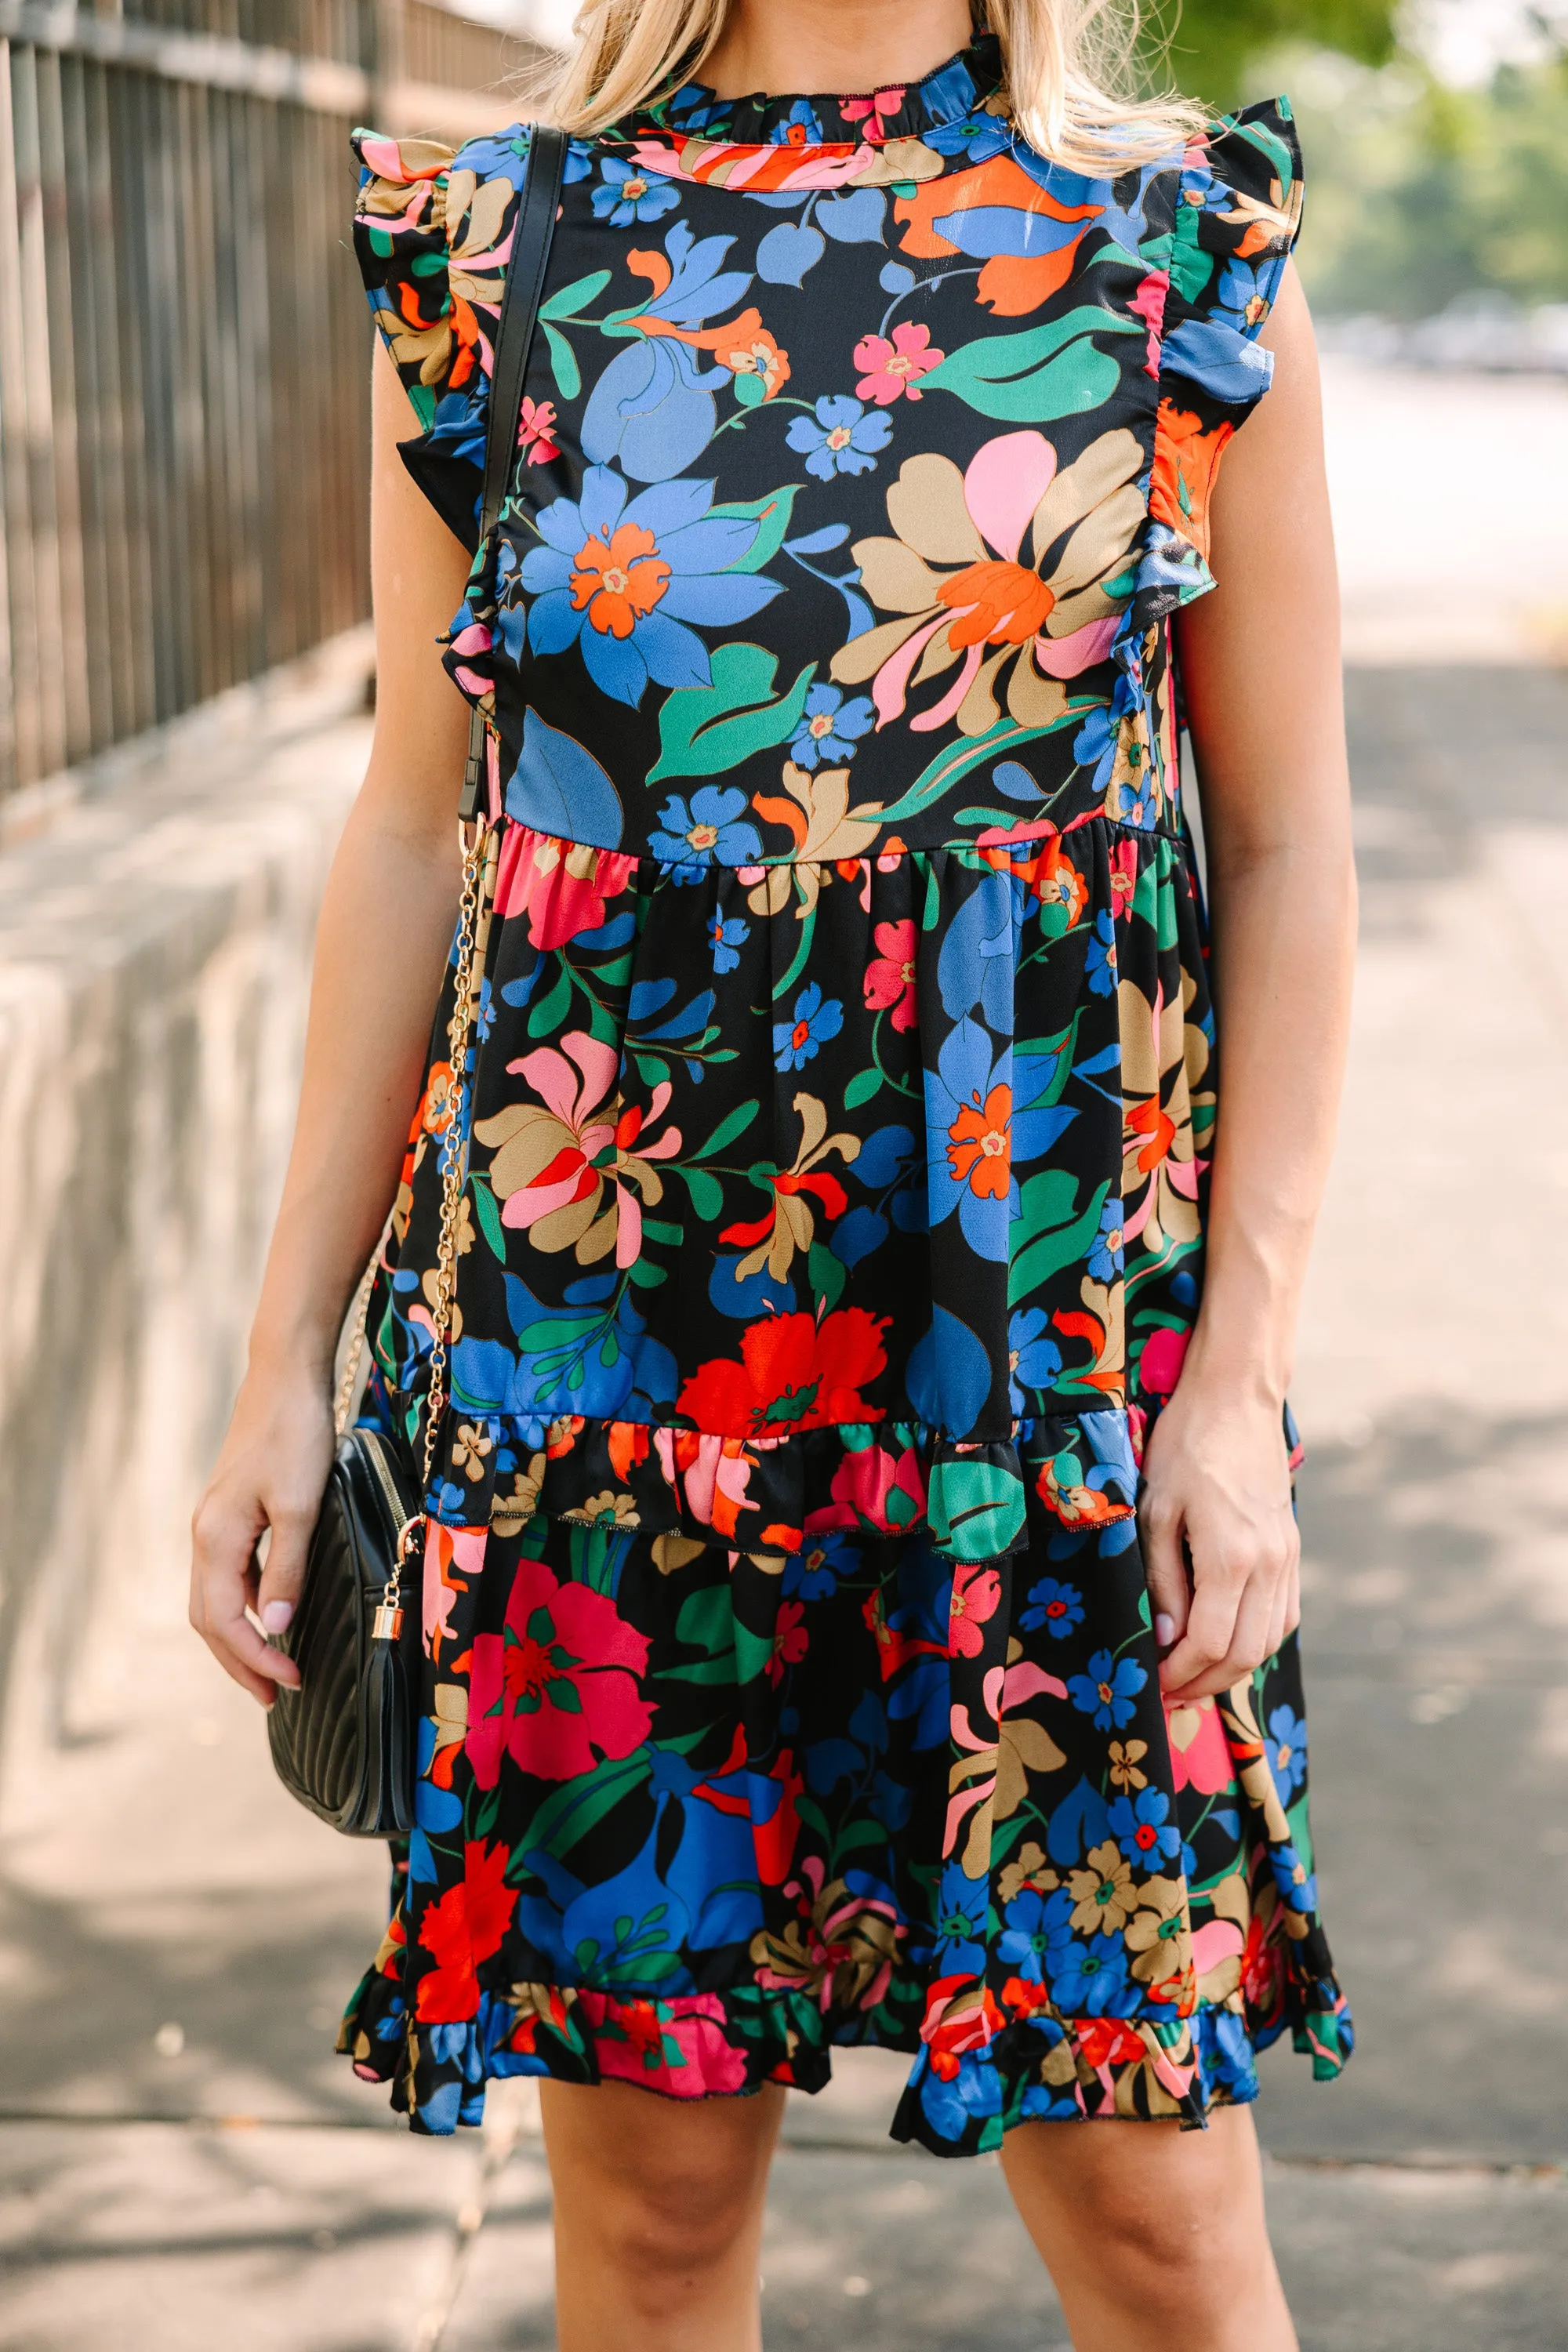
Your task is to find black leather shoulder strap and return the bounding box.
[461,122,568,821]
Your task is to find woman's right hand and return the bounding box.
[189,1363,338,1707]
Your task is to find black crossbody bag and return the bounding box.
[267,125,568,1836]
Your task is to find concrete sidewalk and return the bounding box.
[3,660,1567,2351]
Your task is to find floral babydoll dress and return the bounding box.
[341,34,1351,2155]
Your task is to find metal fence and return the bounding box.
[0,0,547,820]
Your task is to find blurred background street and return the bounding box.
[3,2,1568,2348]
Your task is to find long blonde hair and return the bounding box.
[532,2,1207,174]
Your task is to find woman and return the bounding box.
[192,2,1356,2343]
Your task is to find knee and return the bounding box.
[599,2143,760,2280]
[1070,2161,1269,2311]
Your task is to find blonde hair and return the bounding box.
[532,2,1207,175]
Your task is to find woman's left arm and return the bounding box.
[1141,261,1357,1703]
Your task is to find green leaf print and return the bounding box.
[929,1458,1025,1559]
[648,644,817,783]
[707,485,804,573]
[539,269,612,321]
[542,321,580,401]
[877,710,1090,828]
[1008,1174,1112,1305]
[919,306,1142,422]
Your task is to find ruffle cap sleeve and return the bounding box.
[1149,98,1305,568]
[350,126,535,551]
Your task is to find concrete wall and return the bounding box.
[0,633,372,1779]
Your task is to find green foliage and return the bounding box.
[1145,0,1396,108]
[1282,49,1568,316]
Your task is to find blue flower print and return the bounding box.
[771,98,824,145]
[521,465,780,708]
[1272,1841,1318,1915]
[1268,1706,1308,1802]
[1214,254,1272,335]
[1087,1196,1125,1283]
[1050,1930,1134,2017]
[786,394,893,482]
[1108,1787,1181,1867]
[789,681,877,768]
[1067,1647,1146,1730]
[1083,909,1117,997]
[1019,1577,1084,1639]
[997,1885,1075,1983]
[1006,1305,1062,1410]
[708,911,750,971]
[933,1857,990,1975]
[592,155,680,226]
[651,786,762,879]
[783,1537,855,1602]
[773,982,844,1072]
[562,136,594,184]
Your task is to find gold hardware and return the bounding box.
[372,1602,405,1642]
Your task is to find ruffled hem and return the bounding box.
[365,1377,1145,1565]
[339,1944,1352,2155]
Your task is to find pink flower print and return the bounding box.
[949,1559,1001,1658]
[583,1991,749,2096]
[465,1552,652,1786]
[474,1029,681,1269]
[818,1439,926,1537]
[842,86,905,145]
[1164,1693,1236,1796]
[1129,269,1169,379]
[1109,837,1138,921]
[493,826,637,951]
[862,917,918,1030]
[853,321,943,405]
[517,394,560,463]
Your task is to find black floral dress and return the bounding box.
[340,35,1351,2155]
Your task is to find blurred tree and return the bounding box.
[1288,50,1568,314]
[1146,0,1397,104]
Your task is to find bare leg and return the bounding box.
[1000,2102,1297,2352]
[541,2078,786,2352]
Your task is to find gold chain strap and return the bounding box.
[419,815,488,1503]
[354,813,489,1641]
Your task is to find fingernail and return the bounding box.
[261,1600,294,1635]
[1155,1612,1176,1646]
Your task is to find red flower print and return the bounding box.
[465,1554,652,1786]
[948,1559,1001,1658]
[517,394,560,463]
[863,918,918,1030]
[1076,2016,1149,2070]
[854,321,942,405]
[415,1838,515,2022]
[676,1307,889,1438]
[919,1976,1004,2081]
[569,519,670,637]
[768,1599,809,1685]
[946,1083,1012,1197]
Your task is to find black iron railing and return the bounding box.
[0,0,546,815]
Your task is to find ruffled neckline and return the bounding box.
[626,31,1006,149]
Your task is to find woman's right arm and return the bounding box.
[190,342,476,1705]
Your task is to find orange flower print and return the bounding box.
[947,1083,1012,1198]
[569,520,670,637]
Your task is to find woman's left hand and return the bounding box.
[1138,1380,1300,1703]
